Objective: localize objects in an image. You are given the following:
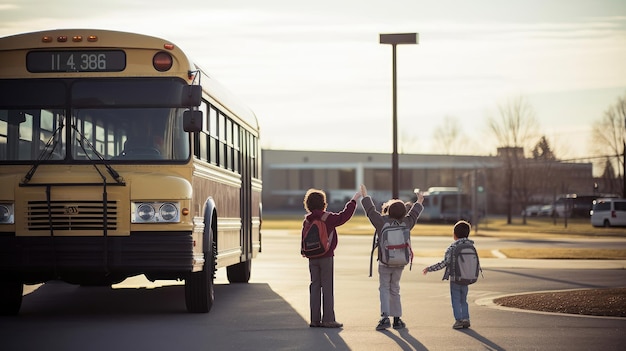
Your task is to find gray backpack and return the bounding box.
[450,241,482,285]
[369,221,413,276]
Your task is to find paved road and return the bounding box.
[2,231,625,351]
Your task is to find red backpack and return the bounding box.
[301,212,333,258]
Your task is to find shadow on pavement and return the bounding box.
[378,328,428,351]
[1,280,350,351]
[458,328,506,351]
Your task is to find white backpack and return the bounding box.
[369,221,413,276]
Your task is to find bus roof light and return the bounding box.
[57,36,68,43]
[153,52,173,72]
[87,35,98,42]
[73,36,83,42]
[42,36,53,43]
[164,43,175,50]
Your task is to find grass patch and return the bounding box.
[262,214,626,238]
[499,248,626,259]
[415,249,497,258]
[263,214,626,259]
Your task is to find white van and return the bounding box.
[590,198,626,227]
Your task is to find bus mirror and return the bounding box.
[183,110,203,132]
[181,85,202,107]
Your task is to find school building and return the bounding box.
[261,149,595,215]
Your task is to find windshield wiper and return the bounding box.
[22,120,64,184]
[72,124,125,185]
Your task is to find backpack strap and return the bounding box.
[369,231,377,277]
[321,212,333,245]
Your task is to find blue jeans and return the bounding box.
[450,282,469,320]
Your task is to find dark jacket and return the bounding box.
[302,199,357,258]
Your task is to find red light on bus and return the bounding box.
[57,36,68,43]
[181,208,190,216]
[164,43,175,50]
[87,35,98,42]
[42,36,53,43]
[153,51,173,72]
[72,36,83,42]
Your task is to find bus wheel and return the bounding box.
[0,280,23,316]
[185,239,216,313]
[227,259,251,283]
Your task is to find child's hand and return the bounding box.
[360,184,368,197]
[351,191,362,201]
[417,191,424,204]
[422,267,428,275]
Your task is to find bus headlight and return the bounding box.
[132,202,180,223]
[137,203,156,222]
[159,203,178,221]
[0,203,14,224]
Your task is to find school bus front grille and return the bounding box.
[27,200,118,231]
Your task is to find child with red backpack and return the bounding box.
[302,188,361,328]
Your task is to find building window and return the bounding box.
[339,168,355,189]
[373,169,390,190]
[300,169,313,189]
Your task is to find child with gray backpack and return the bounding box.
[423,220,482,329]
[360,184,424,331]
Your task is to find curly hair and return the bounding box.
[383,199,407,220]
[303,188,327,212]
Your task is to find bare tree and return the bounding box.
[591,92,626,196]
[487,96,540,224]
[488,96,539,150]
[433,115,462,155]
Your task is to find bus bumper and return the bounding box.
[0,231,194,284]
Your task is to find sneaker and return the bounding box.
[461,319,471,328]
[376,317,391,330]
[321,321,343,328]
[452,320,464,329]
[392,318,406,330]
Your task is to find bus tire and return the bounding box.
[227,259,251,283]
[185,233,216,313]
[0,280,23,316]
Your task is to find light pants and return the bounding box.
[450,282,470,320]
[309,256,335,323]
[378,264,404,317]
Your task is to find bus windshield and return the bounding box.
[0,78,191,162]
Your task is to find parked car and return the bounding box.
[537,204,555,217]
[521,205,542,217]
[590,198,626,227]
[554,195,596,218]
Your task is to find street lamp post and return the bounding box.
[380,33,418,199]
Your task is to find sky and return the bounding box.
[1,0,626,166]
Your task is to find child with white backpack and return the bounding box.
[360,185,424,330]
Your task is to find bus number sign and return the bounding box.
[27,50,126,73]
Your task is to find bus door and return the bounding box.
[239,129,252,260]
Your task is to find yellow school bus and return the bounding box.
[0,29,262,314]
